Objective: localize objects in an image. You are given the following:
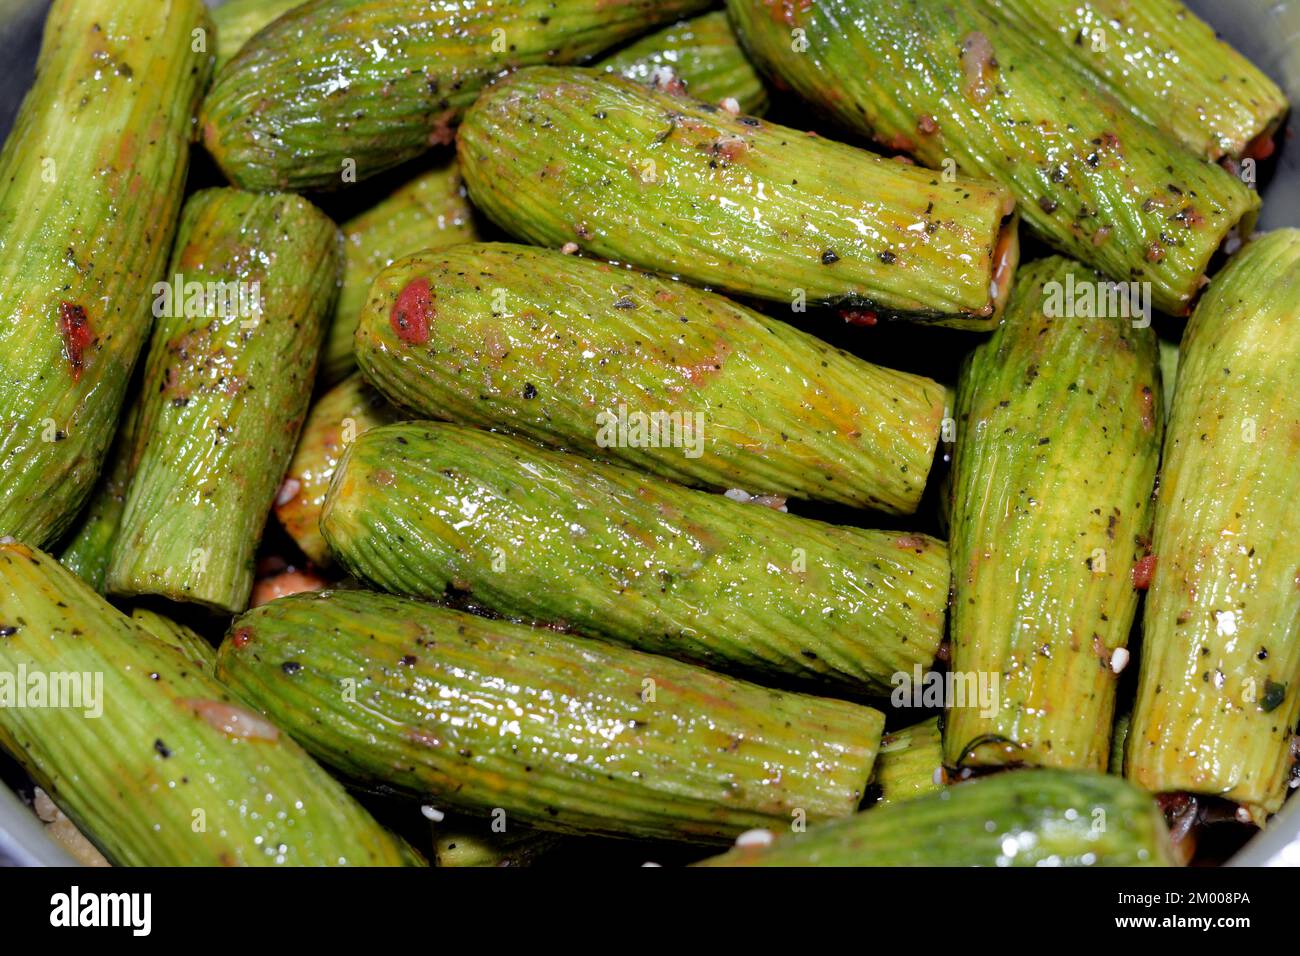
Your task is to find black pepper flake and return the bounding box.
[1262,680,1287,713]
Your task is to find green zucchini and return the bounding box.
[216,588,884,842]
[106,188,340,614]
[457,67,1019,328]
[1126,230,1300,816]
[873,716,944,806]
[434,826,560,868]
[698,768,1172,866]
[0,543,417,867]
[356,242,945,513]
[321,423,949,694]
[57,398,140,593]
[200,0,711,191]
[0,0,214,546]
[599,11,768,115]
[213,0,303,69]
[129,607,215,673]
[945,257,1162,771]
[934,382,959,537]
[321,162,477,386]
[724,0,1260,316]
[275,373,401,565]
[984,0,1287,161]
[1158,336,1180,421]
[1109,711,1130,776]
